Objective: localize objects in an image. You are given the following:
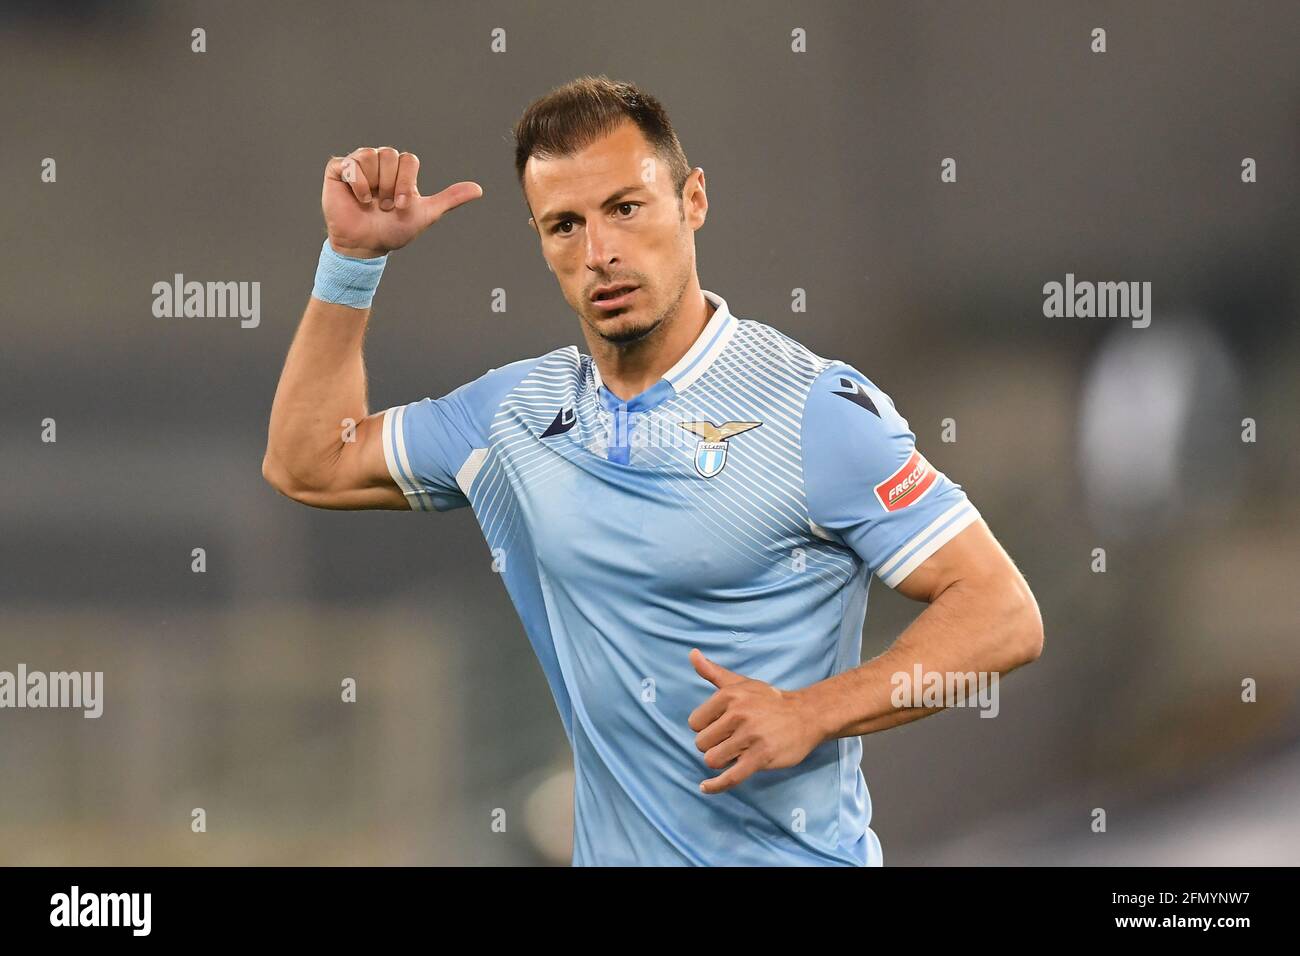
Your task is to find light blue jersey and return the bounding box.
[382,290,980,866]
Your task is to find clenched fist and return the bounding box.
[322,146,483,259]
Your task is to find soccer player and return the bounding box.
[263,76,1043,866]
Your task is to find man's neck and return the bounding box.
[590,283,713,402]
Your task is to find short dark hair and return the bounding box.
[513,75,691,212]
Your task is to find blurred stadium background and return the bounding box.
[1,0,1297,864]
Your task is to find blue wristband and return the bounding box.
[311,238,388,308]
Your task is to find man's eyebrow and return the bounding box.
[537,185,647,226]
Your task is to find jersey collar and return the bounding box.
[590,289,737,412]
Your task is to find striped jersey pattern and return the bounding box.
[381,290,980,865]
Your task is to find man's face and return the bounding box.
[525,119,706,346]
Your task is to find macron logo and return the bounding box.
[832,378,880,416]
[541,407,577,438]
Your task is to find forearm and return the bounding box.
[263,296,372,492]
[263,147,480,506]
[797,575,1042,741]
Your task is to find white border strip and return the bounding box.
[455,448,489,497]
[879,502,979,588]
[664,290,735,390]
[381,405,431,512]
[808,518,837,542]
[877,500,967,579]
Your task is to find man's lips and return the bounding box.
[590,286,640,311]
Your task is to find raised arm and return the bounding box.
[261,147,482,509]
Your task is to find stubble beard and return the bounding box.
[585,268,691,350]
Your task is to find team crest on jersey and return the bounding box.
[678,420,762,478]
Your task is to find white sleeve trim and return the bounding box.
[808,518,837,542]
[455,448,488,497]
[381,405,434,512]
[877,501,980,588]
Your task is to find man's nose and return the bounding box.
[584,220,618,271]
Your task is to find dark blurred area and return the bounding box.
[1,0,1297,864]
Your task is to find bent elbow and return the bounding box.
[261,452,314,503]
[1011,583,1044,665]
[981,571,1043,668]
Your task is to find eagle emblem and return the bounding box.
[678,420,762,478]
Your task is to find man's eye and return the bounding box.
[554,220,575,235]
[616,202,639,217]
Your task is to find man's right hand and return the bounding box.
[322,146,483,259]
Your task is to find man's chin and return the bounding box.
[589,310,660,346]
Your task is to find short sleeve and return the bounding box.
[381,354,550,512]
[382,390,479,512]
[802,363,980,588]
